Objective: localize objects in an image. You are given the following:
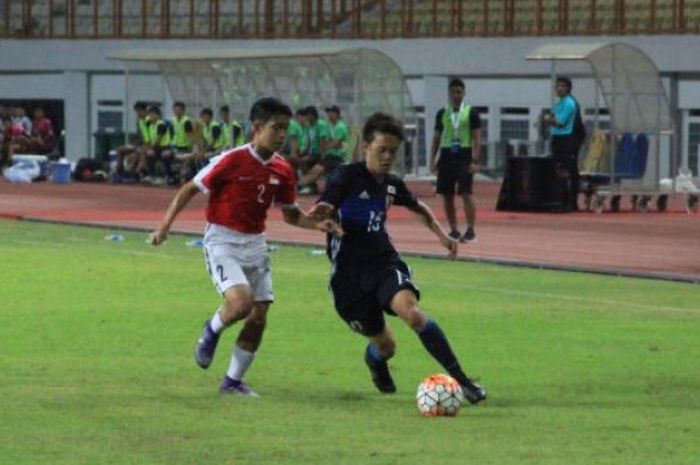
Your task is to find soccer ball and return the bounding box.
[416,374,465,417]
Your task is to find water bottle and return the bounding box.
[104,234,125,242]
[186,239,204,248]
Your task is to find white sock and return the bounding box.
[226,345,256,381]
[210,310,225,334]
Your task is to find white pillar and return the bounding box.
[63,71,90,162]
[423,75,448,177]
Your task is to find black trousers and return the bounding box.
[551,135,581,211]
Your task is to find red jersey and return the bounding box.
[193,144,297,234]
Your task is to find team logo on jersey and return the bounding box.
[387,185,397,195]
[358,190,370,199]
[269,176,280,185]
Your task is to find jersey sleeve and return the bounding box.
[337,123,349,142]
[318,165,348,207]
[156,122,168,136]
[192,153,234,195]
[184,121,193,133]
[275,167,297,207]
[393,178,419,208]
[555,98,576,126]
[211,125,222,140]
[434,108,445,132]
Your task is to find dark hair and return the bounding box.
[448,78,465,90]
[249,97,293,123]
[220,105,230,113]
[295,108,306,116]
[173,101,186,109]
[200,108,213,117]
[304,105,319,119]
[147,106,161,116]
[556,76,573,92]
[133,102,148,111]
[362,112,405,144]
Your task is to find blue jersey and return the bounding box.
[551,95,576,136]
[319,162,419,267]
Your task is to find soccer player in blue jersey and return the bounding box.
[308,112,486,404]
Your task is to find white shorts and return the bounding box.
[202,224,273,302]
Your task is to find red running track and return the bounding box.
[1,178,699,282]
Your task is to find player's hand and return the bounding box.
[149,227,168,246]
[468,162,480,174]
[315,219,344,237]
[440,235,458,258]
[307,202,336,220]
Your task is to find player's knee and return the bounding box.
[377,339,396,359]
[222,286,254,318]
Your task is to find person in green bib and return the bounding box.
[285,107,310,164]
[298,105,331,194]
[171,101,195,154]
[200,108,226,155]
[298,105,349,191]
[139,105,175,185]
[429,78,482,243]
[113,101,149,182]
[219,105,245,149]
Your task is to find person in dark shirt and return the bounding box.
[429,78,482,242]
[309,112,486,404]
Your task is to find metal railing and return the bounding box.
[2,0,698,39]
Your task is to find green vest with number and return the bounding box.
[440,104,472,148]
[172,115,192,148]
[148,119,171,147]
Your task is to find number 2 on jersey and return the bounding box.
[257,184,266,203]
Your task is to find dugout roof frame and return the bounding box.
[108,47,417,171]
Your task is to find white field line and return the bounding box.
[431,281,700,315]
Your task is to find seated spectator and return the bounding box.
[3,106,33,166]
[27,107,55,154]
[219,105,245,149]
[283,107,310,173]
[297,105,330,194]
[136,106,175,185]
[298,105,348,193]
[113,102,149,182]
[180,108,224,182]
[171,101,195,156]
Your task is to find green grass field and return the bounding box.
[1,220,699,465]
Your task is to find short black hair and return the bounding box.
[200,108,213,117]
[249,97,293,124]
[448,78,465,90]
[173,101,186,109]
[362,112,405,144]
[304,105,319,119]
[295,108,306,116]
[556,76,573,92]
[147,105,161,116]
[133,102,148,111]
[220,105,230,113]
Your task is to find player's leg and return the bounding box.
[220,301,270,396]
[330,269,396,393]
[364,324,397,393]
[298,163,325,190]
[219,252,274,396]
[458,160,476,242]
[195,243,255,370]
[382,264,487,404]
[436,159,460,239]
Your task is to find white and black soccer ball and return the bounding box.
[416,374,465,417]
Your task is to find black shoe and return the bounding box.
[448,229,461,241]
[364,349,396,393]
[461,228,476,243]
[461,379,487,404]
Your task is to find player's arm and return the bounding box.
[470,109,482,173]
[281,205,343,236]
[149,181,199,245]
[406,200,457,258]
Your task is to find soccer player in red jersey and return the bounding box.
[150,98,342,396]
